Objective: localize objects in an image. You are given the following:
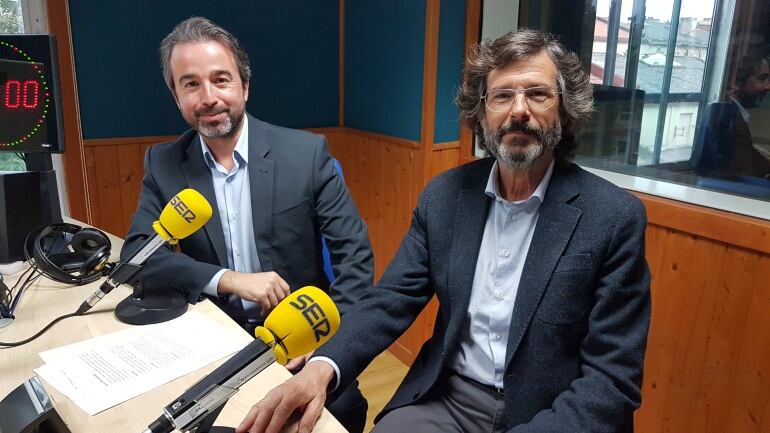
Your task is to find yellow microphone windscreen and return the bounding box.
[155,189,213,242]
[255,286,340,365]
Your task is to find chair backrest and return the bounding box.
[321,159,345,283]
[690,102,739,172]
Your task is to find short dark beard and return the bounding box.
[482,120,562,170]
[194,108,245,139]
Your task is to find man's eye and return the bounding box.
[526,89,550,101]
[183,81,198,88]
[492,91,513,101]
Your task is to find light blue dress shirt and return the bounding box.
[315,159,555,391]
[199,117,263,315]
[449,159,554,390]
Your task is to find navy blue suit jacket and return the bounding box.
[316,157,651,432]
[121,115,374,318]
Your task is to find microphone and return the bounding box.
[142,286,340,433]
[78,189,212,314]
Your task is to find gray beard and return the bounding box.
[195,110,244,139]
[483,123,562,170]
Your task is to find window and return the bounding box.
[0,0,26,171]
[577,0,770,208]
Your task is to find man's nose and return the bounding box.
[507,93,530,120]
[200,84,218,106]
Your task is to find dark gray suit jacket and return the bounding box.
[316,157,651,432]
[122,114,374,318]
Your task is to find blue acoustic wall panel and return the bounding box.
[68,0,339,139]
[434,0,466,143]
[344,0,425,141]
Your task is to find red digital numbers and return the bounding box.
[3,79,39,109]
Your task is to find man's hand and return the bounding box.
[236,361,335,433]
[284,350,314,372]
[218,271,291,312]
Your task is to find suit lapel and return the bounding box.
[444,160,494,352]
[505,163,582,368]
[183,135,227,266]
[246,116,275,271]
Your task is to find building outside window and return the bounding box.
[489,0,770,218]
[577,0,770,208]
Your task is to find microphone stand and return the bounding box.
[115,279,188,325]
[105,235,187,325]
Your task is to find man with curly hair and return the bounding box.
[238,29,651,433]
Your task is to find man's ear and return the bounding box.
[243,81,249,103]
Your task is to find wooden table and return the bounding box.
[0,231,345,433]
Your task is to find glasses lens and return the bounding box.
[484,87,556,112]
[525,87,556,110]
[485,89,514,112]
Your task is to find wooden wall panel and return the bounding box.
[324,128,449,364]
[431,144,460,177]
[635,216,770,433]
[725,255,770,433]
[82,136,175,237]
[323,128,420,282]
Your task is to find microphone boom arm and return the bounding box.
[81,235,168,312]
[144,339,276,433]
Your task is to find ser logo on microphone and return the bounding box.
[170,195,196,223]
[289,294,332,342]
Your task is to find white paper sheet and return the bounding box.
[34,311,250,415]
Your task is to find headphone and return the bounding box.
[25,223,113,285]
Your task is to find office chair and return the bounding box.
[321,159,345,283]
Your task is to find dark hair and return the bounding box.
[159,17,251,92]
[735,54,769,85]
[456,29,594,161]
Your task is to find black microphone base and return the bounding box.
[115,290,188,325]
[208,428,235,433]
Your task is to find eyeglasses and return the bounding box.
[482,86,560,112]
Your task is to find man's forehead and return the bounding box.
[170,41,239,77]
[487,52,557,85]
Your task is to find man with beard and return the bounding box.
[718,53,770,178]
[121,17,372,433]
[238,29,651,433]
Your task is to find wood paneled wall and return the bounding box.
[321,128,432,363]
[82,136,175,237]
[319,128,422,280]
[634,193,770,433]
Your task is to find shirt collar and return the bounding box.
[729,96,751,123]
[484,158,555,205]
[200,115,250,170]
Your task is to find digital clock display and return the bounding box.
[0,37,61,153]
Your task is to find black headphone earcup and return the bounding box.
[71,228,111,257]
[80,245,110,275]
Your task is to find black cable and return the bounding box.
[0,265,35,316]
[8,267,42,314]
[0,264,81,348]
[0,308,87,347]
[0,275,10,315]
